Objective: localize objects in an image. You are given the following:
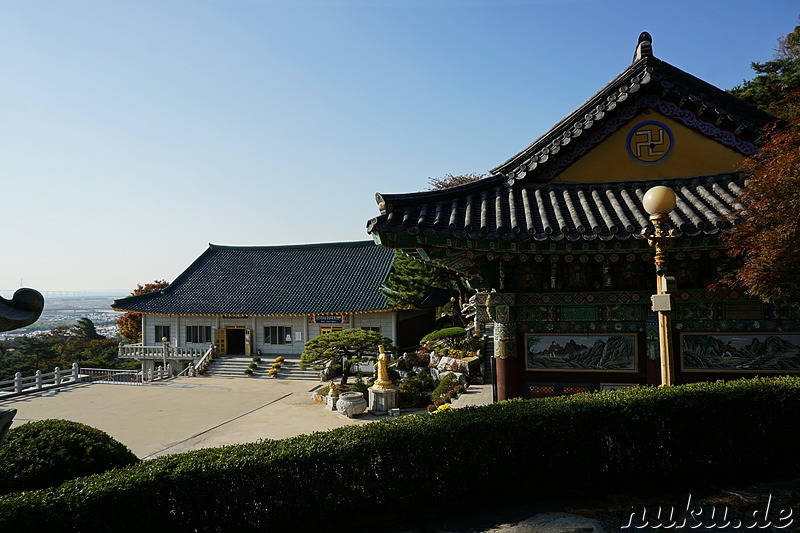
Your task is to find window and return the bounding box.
[186,325,212,343]
[155,325,170,341]
[319,326,343,335]
[265,326,292,345]
[361,327,380,333]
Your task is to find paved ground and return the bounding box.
[2,377,493,459]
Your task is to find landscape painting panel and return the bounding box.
[526,334,636,371]
[682,333,800,372]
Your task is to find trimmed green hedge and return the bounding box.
[0,419,138,495]
[1,378,799,532]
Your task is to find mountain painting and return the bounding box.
[682,333,800,372]
[526,334,636,371]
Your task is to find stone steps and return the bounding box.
[200,354,319,381]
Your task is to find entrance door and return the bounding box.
[226,328,246,355]
[214,329,227,355]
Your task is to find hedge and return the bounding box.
[1,377,798,532]
[0,419,139,495]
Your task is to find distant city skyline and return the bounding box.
[2,1,797,292]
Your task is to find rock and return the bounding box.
[412,365,427,376]
[437,356,469,373]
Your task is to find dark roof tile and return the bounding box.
[113,241,394,315]
[368,173,744,244]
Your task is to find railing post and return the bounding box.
[118,342,123,358]
[54,367,61,385]
[72,363,79,382]
[35,370,42,390]
[14,373,22,393]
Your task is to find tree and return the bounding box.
[381,251,440,309]
[427,172,486,190]
[75,317,103,340]
[722,94,800,305]
[300,329,395,386]
[729,19,800,120]
[116,280,169,342]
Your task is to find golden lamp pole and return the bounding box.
[641,186,678,387]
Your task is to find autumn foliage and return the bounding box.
[724,92,800,305]
[116,280,169,342]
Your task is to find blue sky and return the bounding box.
[1,0,797,292]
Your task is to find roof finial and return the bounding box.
[633,31,653,63]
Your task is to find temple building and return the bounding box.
[367,33,800,400]
[113,241,433,375]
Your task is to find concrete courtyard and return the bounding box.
[2,377,492,459]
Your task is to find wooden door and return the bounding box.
[214,329,226,355]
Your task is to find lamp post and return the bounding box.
[641,186,677,387]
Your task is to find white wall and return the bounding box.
[140,311,398,355]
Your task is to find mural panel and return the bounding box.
[525,333,637,372]
[681,332,800,372]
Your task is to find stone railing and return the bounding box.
[118,343,209,359]
[0,364,89,399]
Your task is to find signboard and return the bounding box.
[309,313,350,324]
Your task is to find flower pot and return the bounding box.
[336,392,367,418]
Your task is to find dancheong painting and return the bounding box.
[682,333,800,372]
[525,334,636,371]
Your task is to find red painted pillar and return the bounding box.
[493,322,520,400]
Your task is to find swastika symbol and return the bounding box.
[627,121,673,164]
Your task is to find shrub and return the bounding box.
[420,327,467,346]
[1,378,799,531]
[349,375,368,399]
[398,377,432,409]
[0,419,138,495]
[431,373,461,403]
[244,368,253,376]
[252,357,261,363]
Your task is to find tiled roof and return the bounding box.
[492,34,774,185]
[367,173,744,243]
[112,241,395,315]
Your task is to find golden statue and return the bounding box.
[328,381,339,395]
[373,345,394,390]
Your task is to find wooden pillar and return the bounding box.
[493,322,520,400]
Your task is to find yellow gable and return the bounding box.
[556,110,745,183]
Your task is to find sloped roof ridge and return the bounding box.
[491,54,775,181]
[208,240,376,251]
[491,56,655,175]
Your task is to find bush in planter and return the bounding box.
[0,419,138,495]
[252,357,261,363]
[244,368,254,376]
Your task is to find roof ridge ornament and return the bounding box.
[633,32,653,63]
